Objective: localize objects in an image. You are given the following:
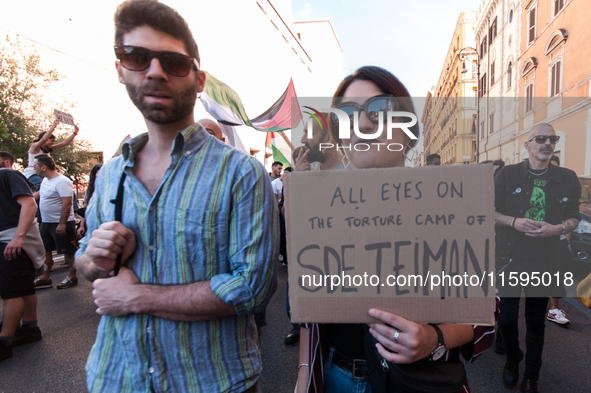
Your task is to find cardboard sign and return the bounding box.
[54,109,75,126]
[285,165,496,325]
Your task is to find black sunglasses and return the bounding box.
[114,45,199,77]
[331,95,399,127]
[528,135,560,144]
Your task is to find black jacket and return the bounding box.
[494,159,581,272]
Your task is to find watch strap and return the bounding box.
[428,323,445,346]
[428,323,446,360]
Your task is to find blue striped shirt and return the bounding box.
[76,123,278,392]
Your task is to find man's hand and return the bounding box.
[524,221,563,238]
[4,236,24,260]
[513,218,543,233]
[56,223,66,236]
[294,148,311,172]
[77,225,86,239]
[85,221,137,273]
[92,267,140,316]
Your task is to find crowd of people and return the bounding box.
[1,1,589,393]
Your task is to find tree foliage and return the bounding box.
[0,35,94,184]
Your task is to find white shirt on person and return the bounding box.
[271,178,283,197]
[39,174,75,223]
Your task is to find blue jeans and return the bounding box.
[324,347,372,393]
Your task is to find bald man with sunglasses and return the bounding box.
[75,1,277,392]
[493,123,580,393]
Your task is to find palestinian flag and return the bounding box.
[199,72,302,133]
[265,132,292,167]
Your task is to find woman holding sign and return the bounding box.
[23,120,79,190]
[296,66,495,393]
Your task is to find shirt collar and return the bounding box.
[520,159,561,182]
[121,123,209,164]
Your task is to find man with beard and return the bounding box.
[269,161,283,180]
[494,123,580,393]
[295,114,348,171]
[75,1,278,392]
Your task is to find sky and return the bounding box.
[0,0,483,159]
[291,0,481,96]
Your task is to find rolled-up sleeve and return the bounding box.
[210,157,278,315]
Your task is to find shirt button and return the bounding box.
[149,206,154,212]
[148,367,155,374]
[149,245,154,251]
[146,327,152,333]
[185,150,191,155]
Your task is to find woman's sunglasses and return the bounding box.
[114,45,200,77]
[330,95,399,127]
[528,135,560,144]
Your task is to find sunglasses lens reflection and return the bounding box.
[116,46,193,77]
[534,135,559,144]
[366,99,391,122]
[118,47,151,71]
[331,96,395,127]
[158,53,193,76]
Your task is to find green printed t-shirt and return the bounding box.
[510,169,550,260]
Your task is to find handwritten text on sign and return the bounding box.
[54,109,75,126]
[286,165,496,300]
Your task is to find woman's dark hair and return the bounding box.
[330,66,420,148]
[33,131,56,153]
[114,0,200,65]
[86,164,102,202]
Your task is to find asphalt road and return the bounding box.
[1,263,590,392]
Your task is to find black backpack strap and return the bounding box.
[109,171,127,276]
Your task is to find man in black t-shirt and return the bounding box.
[494,124,581,393]
[0,154,43,362]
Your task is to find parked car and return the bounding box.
[568,176,591,273]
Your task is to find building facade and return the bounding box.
[474,0,522,164]
[476,0,591,175]
[422,12,478,166]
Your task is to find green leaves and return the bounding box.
[0,35,93,182]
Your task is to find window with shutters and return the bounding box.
[550,61,562,96]
[489,17,498,43]
[528,7,537,44]
[480,36,488,56]
[526,83,534,112]
[553,0,565,17]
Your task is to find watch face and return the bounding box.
[431,346,446,361]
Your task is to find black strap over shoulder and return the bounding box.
[109,171,127,276]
